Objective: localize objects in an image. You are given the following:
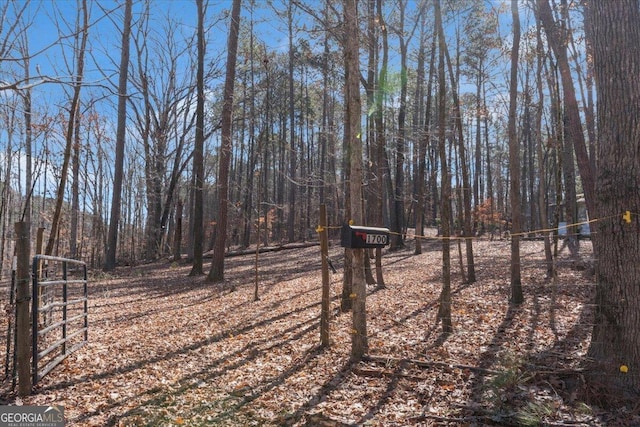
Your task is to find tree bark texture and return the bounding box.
[435,0,452,334]
[344,0,368,361]
[508,0,524,305]
[190,0,206,275]
[319,204,330,348]
[208,0,242,282]
[15,222,31,396]
[442,20,475,283]
[586,0,640,396]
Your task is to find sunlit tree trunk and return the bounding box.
[105,0,132,270]
[319,0,331,210]
[70,102,81,259]
[341,98,353,311]
[441,18,475,283]
[190,0,206,275]
[508,0,523,305]
[208,0,241,283]
[534,17,553,276]
[369,0,386,286]
[241,13,257,249]
[435,0,452,334]
[361,0,384,287]
[344,0,367,361]
[286,1,297,243]
[415,27,436,255]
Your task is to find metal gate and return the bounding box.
[32,255,88,385]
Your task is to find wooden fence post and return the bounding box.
[15,221,32,396]
[319,204,330,347]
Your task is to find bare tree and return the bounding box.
[105,0,132,271]
[190,0,207,275]
[388,0,409,250]
[414,12,436,256]
[537,0,595,218]
[208,0,242,283]
[286,1,297,243]
[434,0,452,334]
[45,0,89,256]
[440,2,475,283]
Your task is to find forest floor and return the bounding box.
[1,230,639,426]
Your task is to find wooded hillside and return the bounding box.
[1,0,640,411]
[5,239,633,426]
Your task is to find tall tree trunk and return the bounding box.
[319,0,331,209]
[525,77,538,233]
[414,17,434,256]
[344,0,367,361]
[362,0,386,288]
[390,2,407,250]
[376,0,393,235]
[484,82,493,224]
[473,65,483,217]
[47,0,88,257]
[435,0,452,334]
[242,13,257,249]
[70,104,81,259]
[287,2,297,243]
[508,0,524,305]
[560,109,579,256]
[537,0,595,217]
[441,21,475,283]
[105,0,132,270]
[586,0,640,396]
[341,115,354,311]
[190,0,206,276]
[535,16,553,277]
[21,45,33,235]
[208,0,241,283]
[420,35,437,238]
[369,0,388,286]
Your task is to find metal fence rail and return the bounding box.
[31,255,88,385]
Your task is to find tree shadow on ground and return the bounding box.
[81,308,324,425]
[461,279,609,426]
[10,238,614,425]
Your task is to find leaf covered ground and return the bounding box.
[2,232,638,426]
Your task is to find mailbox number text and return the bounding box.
[366,234,387,245]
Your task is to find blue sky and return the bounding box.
[2,0,297,203]
[1,0,527,204]
[25,2,220,99]
[15,0,518,106]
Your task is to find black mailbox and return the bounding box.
[341,224,390,248]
